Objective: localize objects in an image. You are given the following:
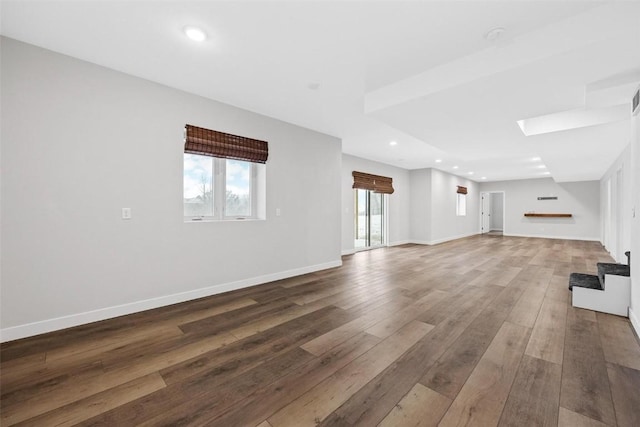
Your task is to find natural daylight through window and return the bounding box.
[184,154,258,220]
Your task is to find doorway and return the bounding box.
[480,192,505,235]
[355,189,385,249]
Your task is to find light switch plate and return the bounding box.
[122,208,132,219]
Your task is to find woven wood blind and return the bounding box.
[352,171,394,194]
[457,186,468,194]
[184,124,268,164]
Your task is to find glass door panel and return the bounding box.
[355,189,368,249]
[369,192,384,247]
[354,189,385,249]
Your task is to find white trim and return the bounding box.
[411,232,598,245]
[351,245,386,254]
[504,233,601,242]
[409,240,431,246]
[406,233,479,246]
[0,260,342,343]
[389,240,412,247]
[340,239,411,255]
[427,232,479,245]
[630,307,640,338]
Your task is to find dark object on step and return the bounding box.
[569,273,602,291]
[569,251,631,291]
[597,262,630,284]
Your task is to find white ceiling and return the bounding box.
[2,0,639,182]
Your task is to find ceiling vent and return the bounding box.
[633,86,640,116]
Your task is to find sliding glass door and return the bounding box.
[355,189,385,249]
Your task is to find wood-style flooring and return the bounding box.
[2,235,640,426]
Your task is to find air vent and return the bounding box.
[633,86,640,116]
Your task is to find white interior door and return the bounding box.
[481,193,491,233]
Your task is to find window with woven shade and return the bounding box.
[183,124,267,221]
[184,124,268,164]
[352,171,394,194]
[456,186,467,216]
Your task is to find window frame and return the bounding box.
[184,154,258,222]
[221,158,257,220]
[456,193,467,216]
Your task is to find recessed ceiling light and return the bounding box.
[435,159,442,163]
[389,141,398,146]
[468,171,474,175]
[485,27,505,42]
[542,171,551,175]
[531,157,541,162]
[452,165,459,169]
[481,177,487,180]
[537,164,546,169]
[184,26,207,42]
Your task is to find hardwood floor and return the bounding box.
[2,235,640,426]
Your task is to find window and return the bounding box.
[457,193,467,216]
[225,159,252,217]
[183,124,267,221]
[184,155,260,220]
[184,153,214,217]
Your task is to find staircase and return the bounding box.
[569,251,631,316]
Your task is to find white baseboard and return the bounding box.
[630,307,640,338]
[504,233,601,242]
[403,233,479,246]
[0,260,342,343]
[427,232,480,245]
[341,240,413,256]
[389,240,412,247]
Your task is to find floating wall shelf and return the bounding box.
[524,213,572,218]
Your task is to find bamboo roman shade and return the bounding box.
[184,124,269,164]
[457,186,468,194]
[352,171,394,194]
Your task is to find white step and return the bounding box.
[572,273,631,316]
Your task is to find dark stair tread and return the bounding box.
[597,262,630,278]
[569,273,603,291]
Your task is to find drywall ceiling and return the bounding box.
[1,0,639,182]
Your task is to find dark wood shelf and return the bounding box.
[524,213,572,218]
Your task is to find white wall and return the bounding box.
[490,193,504,231]
[341,154,411,254]
[408,168,479,245]
[429,169,479,244]
[479,178,600,240]
[630,105,640,335]
[409,168,431,244]
[0,38,343,341]
[600,144,631,263]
